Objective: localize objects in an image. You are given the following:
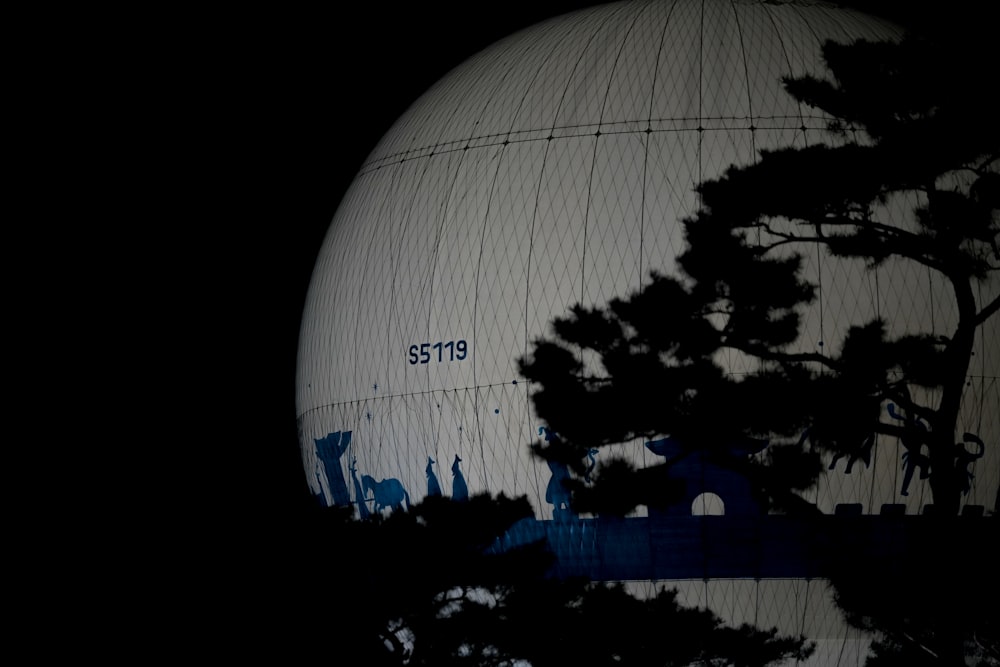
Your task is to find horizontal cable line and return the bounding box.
[358,113,836,174]
[298,379,528,419]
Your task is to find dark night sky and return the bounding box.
[214,0,980,530]
[231,2,617,520]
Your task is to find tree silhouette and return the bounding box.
[518,32,997,519]
[825,519,998,667]
[301,495,812,666]
[517,23,998,667]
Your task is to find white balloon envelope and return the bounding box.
[297,1,998,661]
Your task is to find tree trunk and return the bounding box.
[929,274,979,516]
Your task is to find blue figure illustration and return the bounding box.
[426,456,442,497]
[350,457,371,519]
[887,403,931,496]
[314,431,352,507]
[887,404,985,497]
[537,426,581,518]
[451,455,469,501]
[361,474,410,513]
[541,429,569,513]
[545,457,572,516]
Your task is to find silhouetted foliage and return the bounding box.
[824,515,999,666]
[518,23,998,667]
[519,35,997,517]
[301,495,811,666]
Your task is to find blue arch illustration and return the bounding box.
[645,435,769,517]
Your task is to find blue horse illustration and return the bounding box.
[827,430,877,474]
[361,474,410,513]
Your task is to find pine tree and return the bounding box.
[299,495,812,666]
[518,32,997,519]
[517,19,998,667]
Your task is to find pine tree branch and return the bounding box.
[975,153,999,171]
[975,293,1000,327]
[884,387,938,425]
[871,420,930,446]
[755,219,952,275]
[728,343,841,372]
